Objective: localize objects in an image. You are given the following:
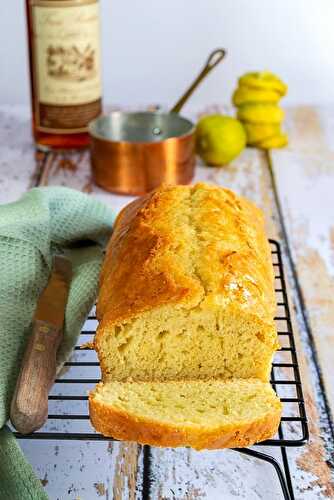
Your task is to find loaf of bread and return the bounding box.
[89,183,281,448]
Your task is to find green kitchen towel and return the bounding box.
[0,187,114,500]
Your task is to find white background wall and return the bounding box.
[1,0,334,111]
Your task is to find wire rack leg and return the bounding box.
[280,446,295,500]
[233,448,293,500]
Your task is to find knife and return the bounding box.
[10,256,72,435]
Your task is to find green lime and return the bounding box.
[195,115,246,166]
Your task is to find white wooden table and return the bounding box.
[0,105,333,500]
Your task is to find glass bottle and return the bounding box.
[26,0,102,150]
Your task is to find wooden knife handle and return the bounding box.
[10,319,63,434]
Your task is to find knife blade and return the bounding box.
[10,256,72,435]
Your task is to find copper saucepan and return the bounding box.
[89,48,226,195]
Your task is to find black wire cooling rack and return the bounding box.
[15,239,308,500]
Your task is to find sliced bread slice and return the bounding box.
[89,378,281,450]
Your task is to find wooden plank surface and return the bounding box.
[0,106,41,203]
[0,105,333,499]
[270,106,334,419]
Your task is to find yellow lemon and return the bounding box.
[257,133,288,149]
[195,115,246,166]
[243,123,281,145]
[237,104,284,124]
[232,86,281,106]
[239,71,287,96]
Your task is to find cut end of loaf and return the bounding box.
[89,379,282,450]
[97,304,278,383]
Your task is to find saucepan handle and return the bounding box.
[170,48,227,114]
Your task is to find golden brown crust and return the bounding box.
[96,186,202,330]
[96,184,276,339]
[89,391,281,450]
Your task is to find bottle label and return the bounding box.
[30,0,102,133]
